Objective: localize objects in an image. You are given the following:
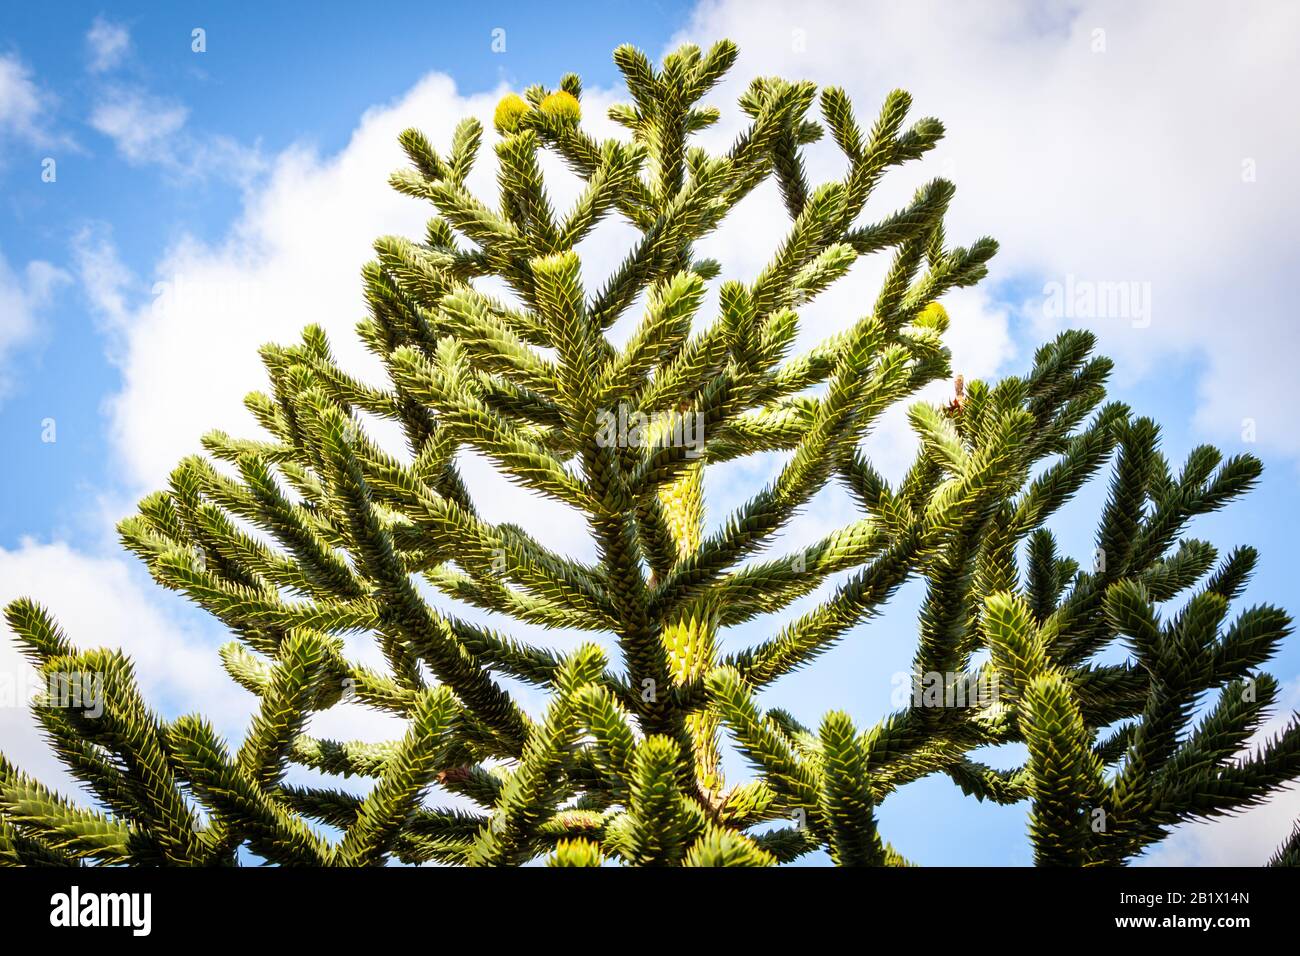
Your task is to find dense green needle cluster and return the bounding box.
[3,40,1297,867]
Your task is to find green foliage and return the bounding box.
[2,40,1297,867]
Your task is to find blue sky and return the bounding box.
[1,0,1297,866]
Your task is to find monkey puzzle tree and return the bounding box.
[2,40,1297,867]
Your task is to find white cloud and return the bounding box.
[72,223,134,345]
[0,250,70,396]
[0,53,56,147]
[86,17,131,74]
[88,87,188,163]
[671,0,1300,458]
[89,86,263,184]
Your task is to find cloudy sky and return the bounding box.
[1,0,1297,865]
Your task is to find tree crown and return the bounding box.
[2,40,1296,868]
